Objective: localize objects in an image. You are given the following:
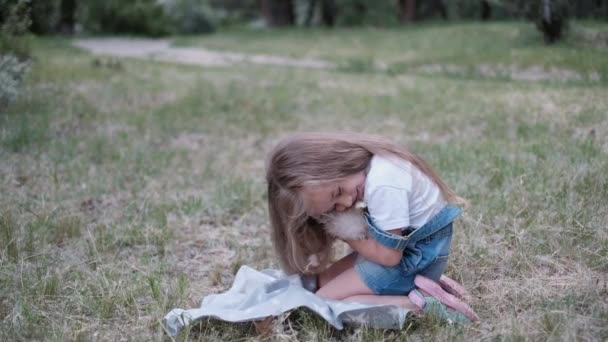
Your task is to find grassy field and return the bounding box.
[1,22,607,341]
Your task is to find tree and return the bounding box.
[259,0,295,27]
[304,0,317,26]
[415,0,448,20]
[397,0,416,22]
[58,0,76,34]
[536,0,568,44]
[305,0,337,27]
[432,0,448,20]
[320,0,337,27]
[79,0,170,36]
[29,0,60,34]
[481,0,492,20]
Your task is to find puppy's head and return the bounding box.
[318,201,368,240]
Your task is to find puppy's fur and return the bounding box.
[319,203,368,240]
[305,202,367,271]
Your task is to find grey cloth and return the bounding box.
[163,266,411,337]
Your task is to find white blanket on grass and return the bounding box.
[163,266,410,336]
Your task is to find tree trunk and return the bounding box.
[398,0,416,23]
[320,0,337,27]
[259,0,295,27]
[481,0,492,20]
[305,0,318,26]
[59,0,76,34]
[435,0,448,20]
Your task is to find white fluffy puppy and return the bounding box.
[319,201,368,240]
[305,201,368,271]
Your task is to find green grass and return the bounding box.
[1,22,608,341]
[174,21,608,81]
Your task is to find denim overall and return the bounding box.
[354,205,461,295]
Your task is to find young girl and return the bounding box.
[266,132,476,322]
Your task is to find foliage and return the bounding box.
[0,0,30,109]
[29,0,61,34]
[209,0,259,24]
[78,0,171,36]
[0,53,29,109]
[447,0,512,19]
[0,0,31,36]
[0,0,31,58]
[335,0,398,26]
[163,0,215,34]
[77,0,220,36]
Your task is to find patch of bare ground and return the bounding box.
[74,38,335,70]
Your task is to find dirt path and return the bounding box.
[73,38,335,69]
[73,38,601,83]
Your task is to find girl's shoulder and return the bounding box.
[366,154,414,190]
[365,154,439,197]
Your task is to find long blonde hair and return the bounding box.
[265,132,464,275]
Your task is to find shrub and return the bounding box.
[0,0,31,58]
[447,0,513,20]
[29,0,61,34]
[335,0,399,26]
[78,0,171,36]
[1,0,31,109]
[0,54,29,109]
[163,0,215,34]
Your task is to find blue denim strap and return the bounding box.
[405,205,461,243]
[364,214,409,251]
[364,205,462,251]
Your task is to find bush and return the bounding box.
[78,0,171,36]
[0,54,29,109]
[335,0,398,26]
[447,0,513,20]
[1,0,31,58]
[163,0,215,34]
[1,0,30,110]
[29,0,61,34]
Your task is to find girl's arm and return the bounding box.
[345,228,403,266]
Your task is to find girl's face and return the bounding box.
[302,171,366,217]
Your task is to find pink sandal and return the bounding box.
[409,275,479,323]
[439,275,473,303]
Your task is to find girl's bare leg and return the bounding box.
[343,295,422,312]
[316,258,424,314]
[317,252,358,288]
[316,266,374,300]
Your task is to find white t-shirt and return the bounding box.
[363,154,446,231]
